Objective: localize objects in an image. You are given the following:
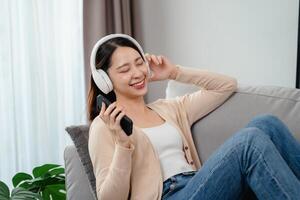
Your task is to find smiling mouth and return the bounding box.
[130,79,145,86]
[130,79,146,89]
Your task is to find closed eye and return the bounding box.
[120,67,130,73]
[120,69,129,73]
[137,61,143,65]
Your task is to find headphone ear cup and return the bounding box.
[92,69,113,94]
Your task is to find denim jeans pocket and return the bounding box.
[162,173,196,199]
[162,182,177,199]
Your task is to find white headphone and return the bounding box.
[90,33,152,94]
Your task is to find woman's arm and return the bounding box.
[145,54,237,126]
[88,117,134,200]
[169,65,237,126]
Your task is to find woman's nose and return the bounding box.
[132,66,144,77]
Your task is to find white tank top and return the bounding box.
[141,121,194,181]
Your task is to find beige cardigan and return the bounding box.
[88,65,237,200]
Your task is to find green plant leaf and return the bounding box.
[4,163,65,200]
[48,167,65,176]
[0,181,10,200]
[17,176,43,191]
[27,176,64,189]
[11,187,42,200]
[15,181,33,190]
[32,164,60,178]
[54,175,65,180]
[41,189,51,200]
[12,172,33,187]
[43,184,66,200]
[20,176,65,194]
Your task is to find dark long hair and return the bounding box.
[87,37,145,123]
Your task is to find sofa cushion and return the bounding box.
[65,125,96,199]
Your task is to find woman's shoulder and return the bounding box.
[148,96,181,110]
[88,117,115,155]
[89,116,111,139]
[147,97,175,107]
[90,116,105,129]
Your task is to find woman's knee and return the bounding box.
[246,114,285,136]
[235,127,264,144]
[231,128,276,167]
[234,127,269,148]
[249,114,281,126]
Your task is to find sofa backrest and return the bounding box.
[166,81,300,163]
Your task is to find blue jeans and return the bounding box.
[162,114,300,200]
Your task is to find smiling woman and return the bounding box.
[87,34,300,200]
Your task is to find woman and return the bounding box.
[87,33,300,200]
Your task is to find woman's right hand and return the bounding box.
[99,101,131,147]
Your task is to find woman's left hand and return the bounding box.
[145,54,178,82]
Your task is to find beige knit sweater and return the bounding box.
[88,65,237,200]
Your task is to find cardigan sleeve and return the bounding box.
[88,117,135,200]
[170,65,237,126]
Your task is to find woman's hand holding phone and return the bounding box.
[99,101,131,148]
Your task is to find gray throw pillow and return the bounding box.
[65,125,96,198]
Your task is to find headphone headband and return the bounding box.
[90,34,148,69]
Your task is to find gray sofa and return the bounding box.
[64,80,300,200]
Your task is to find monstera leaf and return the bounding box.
[0,164,66,200]
[0,181,42,200]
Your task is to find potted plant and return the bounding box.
[0,164,66,200]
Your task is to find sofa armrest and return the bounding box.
[64,145,96,200]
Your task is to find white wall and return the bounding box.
[134,0,299,102]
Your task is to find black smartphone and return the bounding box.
[97,94,133,136]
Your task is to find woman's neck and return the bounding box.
[115,96,150,118]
